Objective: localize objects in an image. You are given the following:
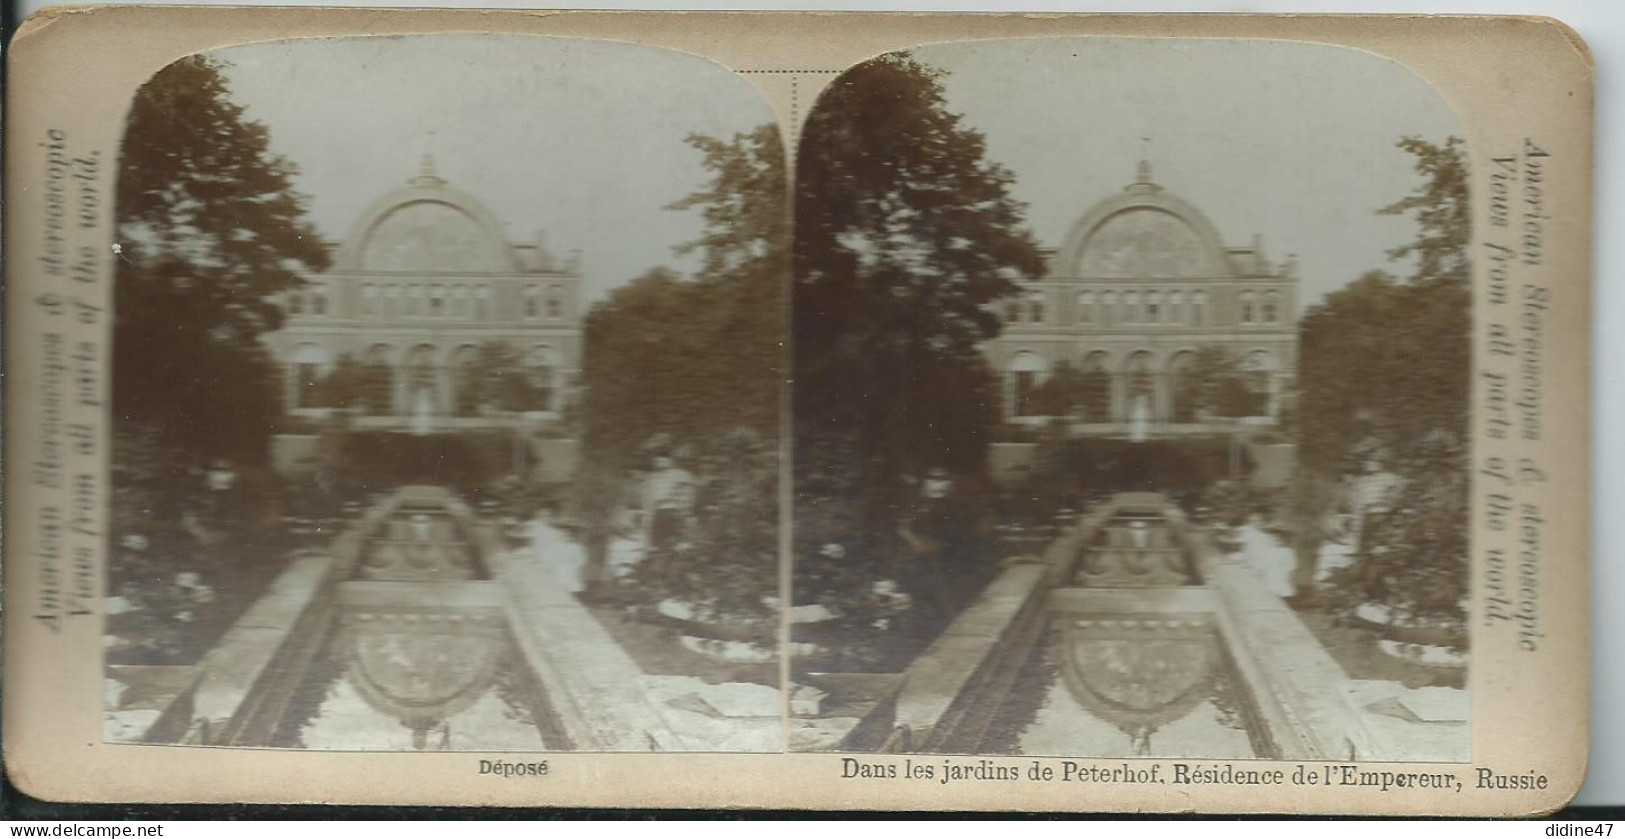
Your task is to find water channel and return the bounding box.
[211,487,572,750]
[972,495,1276,759]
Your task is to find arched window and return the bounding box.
[308,282,328,317]
[546,284,564,320]
[1078,352,1112,423]
[1191,291,1207,326]
[1004,300,1023,324]
[1167,352,1198,423]
[291,344,328,409]
[1028,292,1046,325]
[451,345,480,416]
[1262,291,1281,324]
[1100,291,1117,326]
[1240,291,1258,325]
[524,286,541,320]
[407,345,438,415]
[1076,291,1095,324]
[1167,290,1184,325]
[1146,291,1163,324]
[1009,352,1048,417]
[361,284,377,318]
[1241,351,1276,417]
[527,346,556,412]
[1123,351,1155,422]
[363,344,395,416]
[429,285,445,318]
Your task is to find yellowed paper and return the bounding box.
[2,8,1592,815]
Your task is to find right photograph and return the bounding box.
[789,37,1471,762]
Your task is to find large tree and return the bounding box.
[578,124,785,470]
[790,53,1044,666]
[114,54,329,474]
[1289,137,1470,630]
[573,125,785,624]
[793,50,1044,523]
[108,55,327,656]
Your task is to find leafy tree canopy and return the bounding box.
[571,125,786,621]
[1291,136,1470,625]
[794,51,1045,485]
[578,124,786,473]
[114,54,329,468]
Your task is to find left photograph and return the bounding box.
[102,35,787,752]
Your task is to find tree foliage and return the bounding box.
[114,54,330,468]
[793,52,1042,533]
[1026,360,1087,418]
[795,51,1045,483]
[573,125,785,625]
[469,341,551,413]
[306,354,370,410]
[579,125,785,473]
[1293,136,1470,627]
[790,53,1044,667]
[1175,347,1268,420]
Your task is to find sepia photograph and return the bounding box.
[789,37,1472,762]
[1,7,1593,813]
[101,34,787,752]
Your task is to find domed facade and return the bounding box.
[987,162,1298,431]
[268,158,583,428]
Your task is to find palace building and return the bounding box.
[267,158,583,430]
[986,162,1299,433]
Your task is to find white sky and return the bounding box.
[210,34,1457,309]
[909,37,1464,307]
[211,35,775,303]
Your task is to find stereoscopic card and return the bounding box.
[3,8,1593,815]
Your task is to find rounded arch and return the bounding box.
[1240,349,1279,418]
[1075,290,1097,324]
[359,343,398,416]
[1120,348,1156,377]
[1077,350,1113,423]
[289,343,330,410]
[1099,290,1118,326]
[526,344,559,413]
[449,343,481,417]
[1009,350,1049,375]
[1241,348,1278,373]
[1165,349,1199,423]
[1054,174,1234,280]
[1121,350,1156,422]
[1239,290,1259,325]
[545,283,566,320]
[333,177,522,273]
[403,343,441,417]
[407,342,439,366]
[1007,350,1049,418]
[364,342,398,367]
[1190,289,1209,326]
[1261,290,1282,324]
[1146,290,1164,324]
[291,342,330,367]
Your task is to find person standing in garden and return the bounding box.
[638,433,697,587]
